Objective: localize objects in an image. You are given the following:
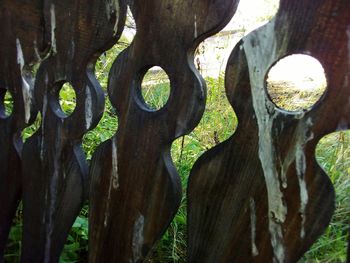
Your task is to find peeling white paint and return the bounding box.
[244,18,313,256]
[33,40,42,62]
[106,0,116,21]
[40,94,48,161]
[16,39,32,123]
[132,213,145,261]
[106,0,120,35]
[243,20,286,263]
[250,198,259,257]
[85,87,92,129]
[294,117,313,238]
[43,190,48,224]
[280,162,288,189]
[16,39,25,68]
[113,0,120,36]
[104,164,114,227]
[21,77,32,124]
[70,40,75,59]
[104,184,112,227]
[105,1,112,20]
[50,4,57,54]
[194,15,198,39]
[111,137,119,189]
[104,138,119,227]
[347,26,350,62]
[22,76,32,123]
[276,111,313,240]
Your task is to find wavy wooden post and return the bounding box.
[88,0,240,262]
[188,0,350,262]
[20,1,127,262]
[0,1,50,261]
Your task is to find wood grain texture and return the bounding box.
[20,1,127,262]
[88,0,240,262]
[0,1,49,261]
[188,0,350,262]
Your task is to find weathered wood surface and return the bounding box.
[348,233,350,263]
[20,0,127,262]
[0,0,349,262]
[0,1,49,261]
[188,0,350,262]
[88,0,240,262]
[348,234,350,263]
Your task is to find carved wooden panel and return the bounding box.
[0,0,349,262]
[0,1,49,261]
[20,0,127,262]
[188,0,350,262]
[88,0,240,262]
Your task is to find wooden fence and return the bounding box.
[0,0,349,262]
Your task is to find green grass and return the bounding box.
[141,68,171,110]
[301,132,350,262]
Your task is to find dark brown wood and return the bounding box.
[188,0,350,262]
[1,0,349,262]
[88,0,240,262]
[0,1,49,261]
[348,231,350,263]
[20,1,127,262]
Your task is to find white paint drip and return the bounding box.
[250,198,259,257]
[279,116,313,239]
[132,213,145,261]
[294,117,313,238]
[21,77,32,124]
[16,39,32,123]
[111,137,119,189]
[104,183,112,227]
[104,138,119,227]
[33,40,42,61]
[40,94,48,161]
[85,87,92,129]
[70,40,75,59]
[104,165,114,227]
[43,190,48,223]
[113,0,120,36]
[280,161,288,189]
[106,0,120,35]
[50,4,57,54]
[194,15,198,39]
[105,1,112,20]
[16,39,25,68]
[347,26,350,62]
[347,26,350,106]
[243,20,286,263]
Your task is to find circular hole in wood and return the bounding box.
[140,67,171,110]
[266,54,327,112]
[59,83,76,116]
[0,90,14,117]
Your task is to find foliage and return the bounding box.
[3,91,13,116]
[301,132,350,262]
[60,207,89,263]
[141,68,171,110]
